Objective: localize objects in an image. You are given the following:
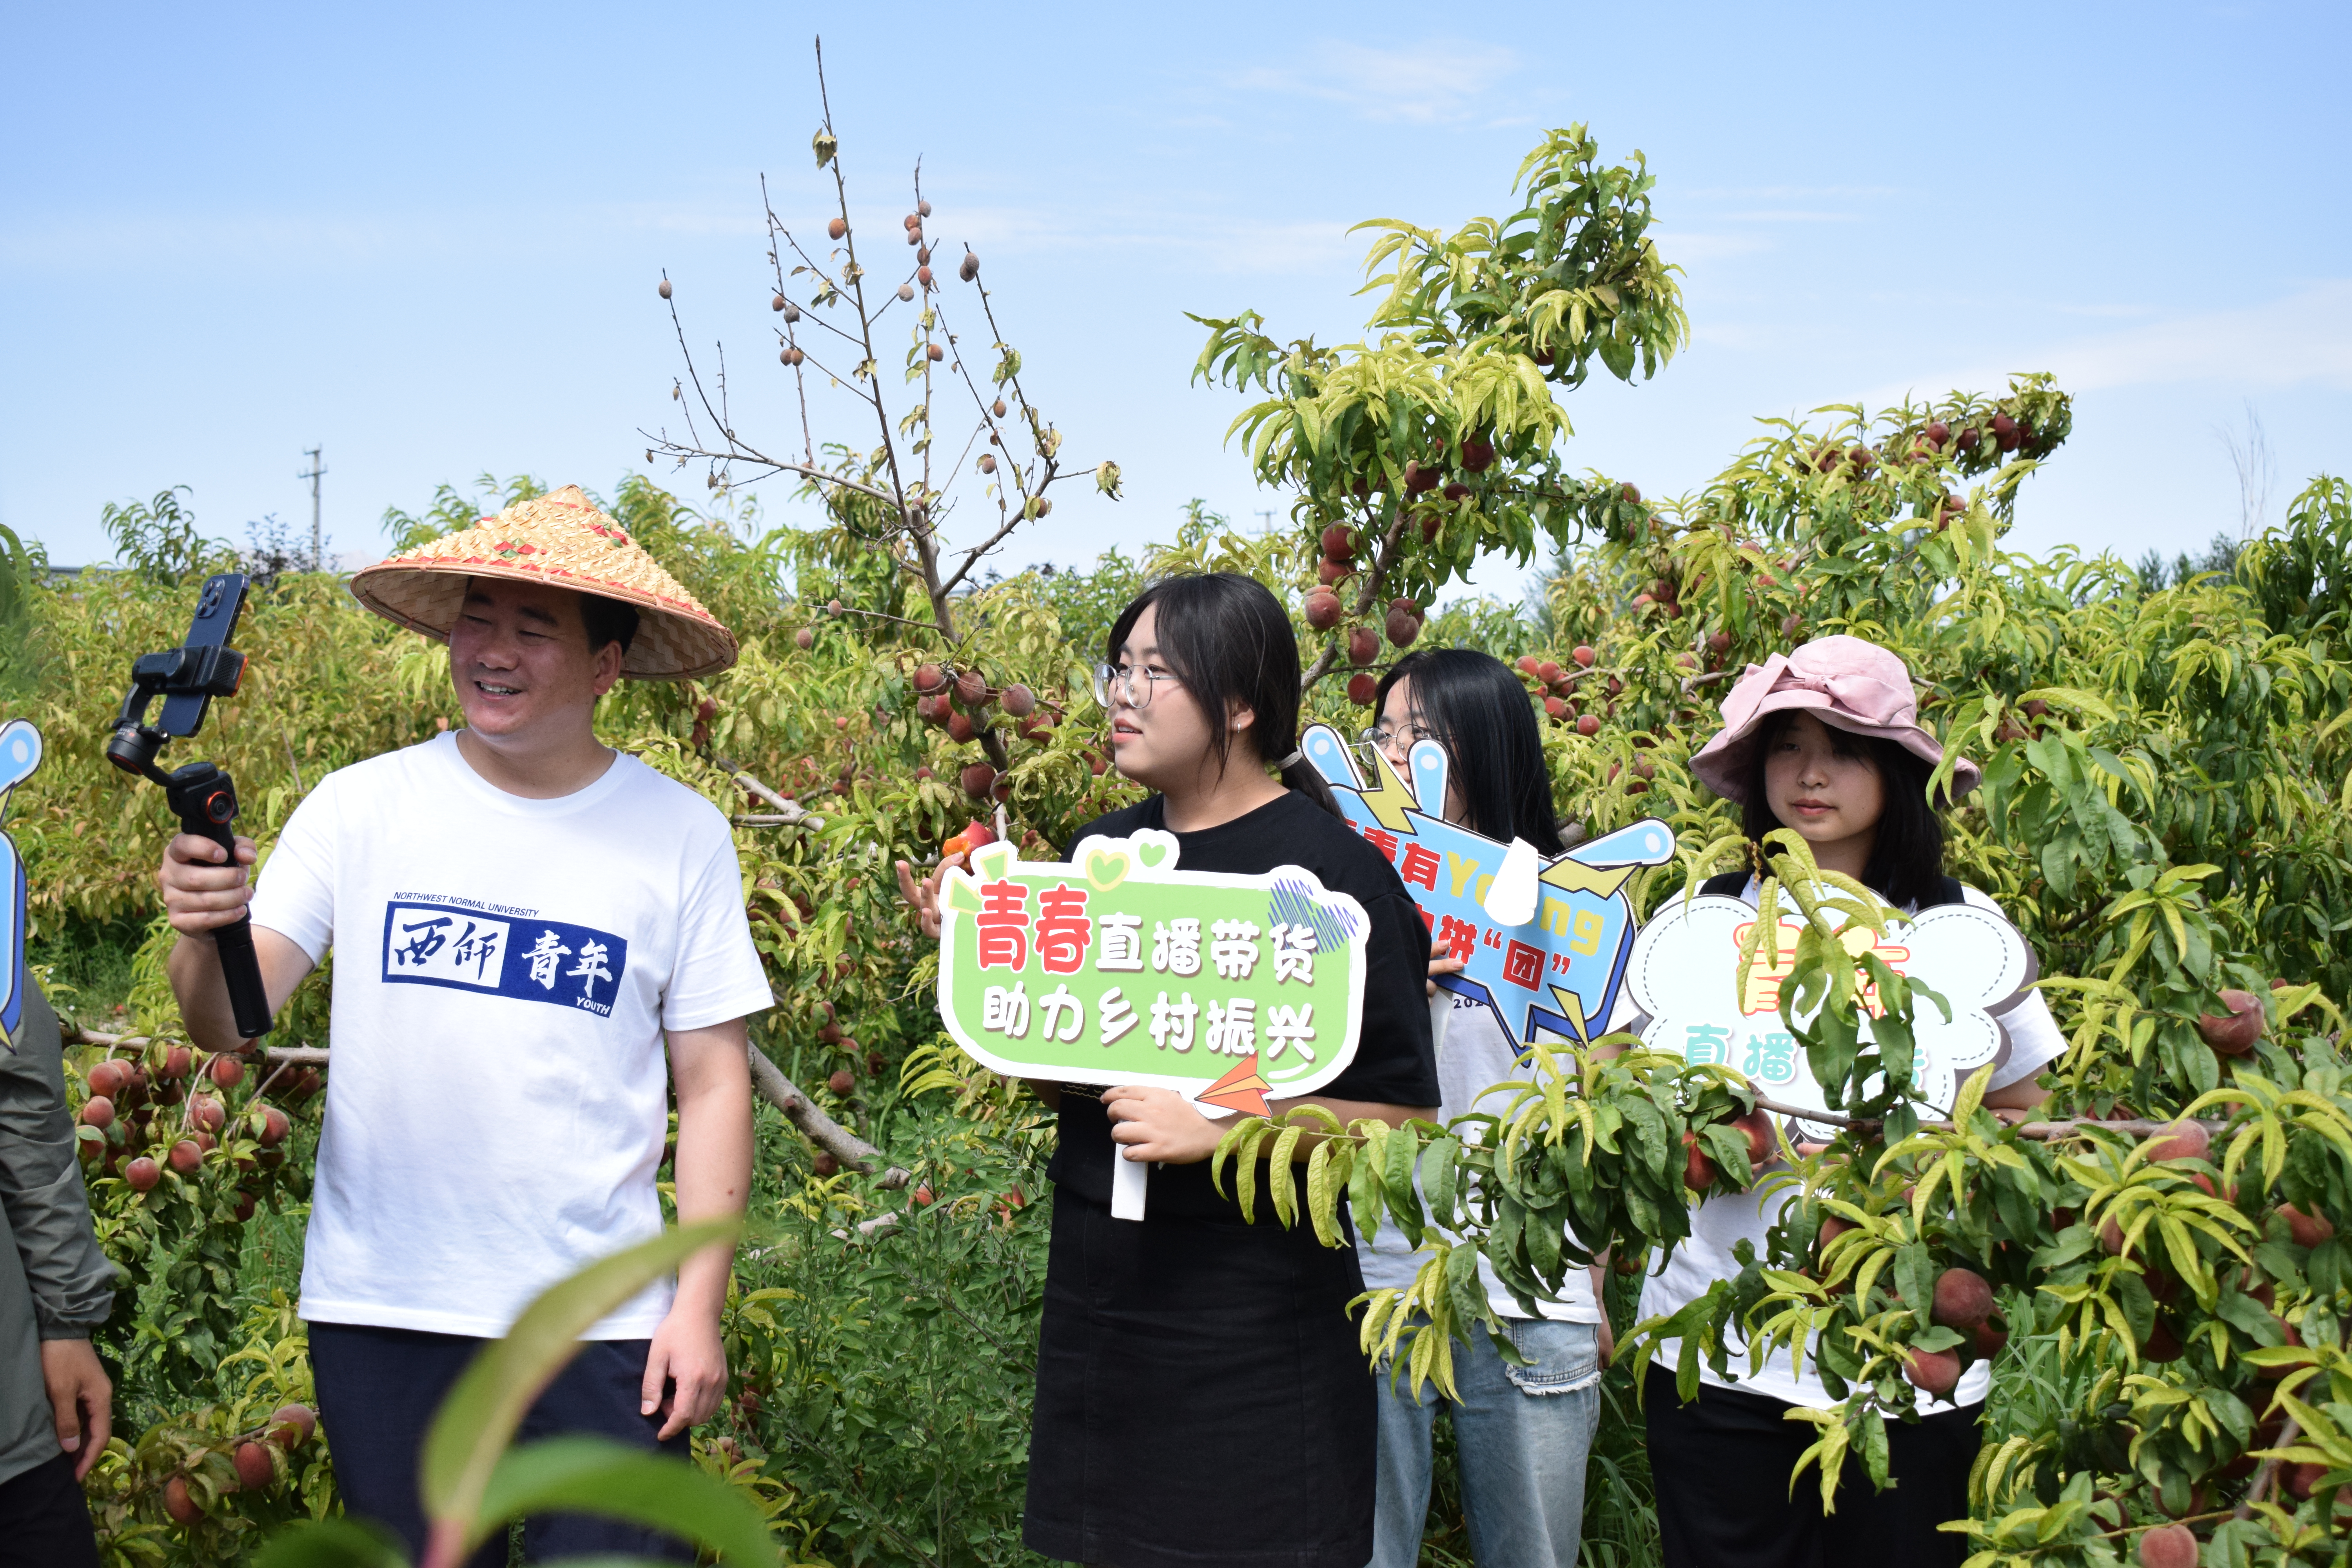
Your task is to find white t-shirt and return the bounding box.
[250,733,773,1339]
[1634,878,2066,1411]
[1356,993,1601,1323]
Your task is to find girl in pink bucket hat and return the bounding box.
[1637,634,2065,1568]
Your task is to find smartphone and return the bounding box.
[154,572,250,738]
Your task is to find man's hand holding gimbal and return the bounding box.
[156,833,312,1053]
[158,830,258,935]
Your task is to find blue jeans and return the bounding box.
[1371,1317,1601,1568]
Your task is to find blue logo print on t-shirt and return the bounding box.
[380,900,630,1017]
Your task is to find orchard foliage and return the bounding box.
[1219,420,2352,1565]
[10,75,2352,1566]
[24,446,2352,1565]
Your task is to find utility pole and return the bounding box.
[298,445,326,568]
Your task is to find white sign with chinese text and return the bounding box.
[1622,887,2037,1139]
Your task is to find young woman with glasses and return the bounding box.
[899,572,1439,1568]
[1357,648,1608,1568]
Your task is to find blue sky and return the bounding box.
[4,2,2346,602]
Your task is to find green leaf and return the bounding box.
[1423,1134,1463,1228]
[475,1437,778,1564]
[252,1518,411,1568]
[421,1219,740,1550]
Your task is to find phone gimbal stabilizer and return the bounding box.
[105,571,273,1041]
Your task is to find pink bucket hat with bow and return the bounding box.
[1689,635,1980,804]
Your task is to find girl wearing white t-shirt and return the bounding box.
[1355,649,1606,1568]
[1638,635,2064,1568]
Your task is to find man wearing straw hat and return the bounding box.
[155,485,771,1563]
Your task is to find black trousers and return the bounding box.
[1024,1189,1375,1568]
[1644,1365,1978,1568]
[0,1452,100,1568]
[308,1322,690,1566]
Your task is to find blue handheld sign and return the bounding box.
[0,719,44,1047]
[1299,722,1673,1047]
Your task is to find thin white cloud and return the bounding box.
[0,199,766,269]
[1873,280,2352,399]
[1716,209,1865,224]
[920,204,1361,278]
[1229,40,1519,125]
[1679,184,1904,201]
[1653,229,1773,261]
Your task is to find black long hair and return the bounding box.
[1105,573,1341,818]
[1373,649,1564,851]
[1741,709,1945,909]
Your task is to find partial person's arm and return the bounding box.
[157,832,316,1051]
[644,1018,753,1441]
[1983,1077,2052,1117]
[1,987,120,1477]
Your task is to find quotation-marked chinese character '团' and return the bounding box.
[1152,919,1202,977]
[525,930,573,990]
[1208,920,1261,980]
[1501,939,1544,991]
[1095,913,1144,973]
[1034,885,1093,975]
[982,981,1031,1037]
[977,881,1033,971]
[1205,997,1258,1056]
[568,939,614,1001]
[1149,991,1199,1051]
[1037,983,1084,1042]
[1270,922,1317,985]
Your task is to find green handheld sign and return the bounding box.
[935,831,1372,1117]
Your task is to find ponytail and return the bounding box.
[1278,753,1342,818]
[1105,573,1344,820]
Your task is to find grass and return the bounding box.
[30,913,145,1022]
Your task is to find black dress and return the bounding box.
[1023,791,1439,1568]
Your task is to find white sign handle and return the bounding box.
[1111,1151,1149,1220]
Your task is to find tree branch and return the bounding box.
[2238,1415,2301,1518]
[1299,508,1414,692]
[713,757,827,828]
[65,1025,325,1067]
[748,1042,910,1188]
[1748,1092,2232,1144]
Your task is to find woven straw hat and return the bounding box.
[349,485,738,679]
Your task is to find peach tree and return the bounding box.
[1191,123,1688,698]
[1210,368,2352,1564]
